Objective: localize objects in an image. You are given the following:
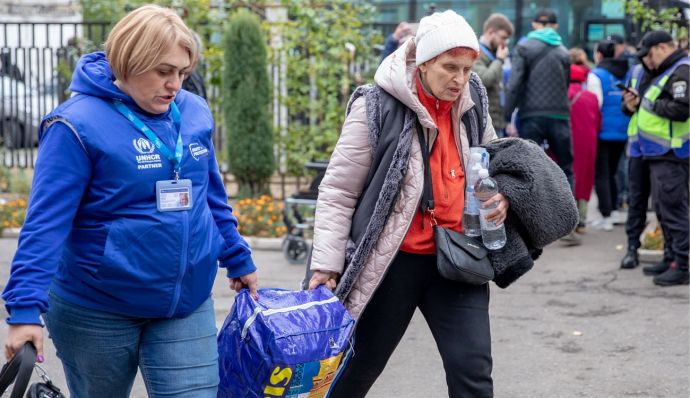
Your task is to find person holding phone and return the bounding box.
[621,30,689,285]
[586,39,630,231]
[473,13,514,136]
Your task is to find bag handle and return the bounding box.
[0,342,37,398]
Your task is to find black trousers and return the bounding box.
[594,140,626,217]
[625,156,674,257]
[329,251,493,398]
[520,117,574,190]
[649,160,689,269]
[626,156,652,250]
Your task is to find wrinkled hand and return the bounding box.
[506,123,518,137]
[308,270,339,291]
[482,192,510,225]
[623,89,640,112]
[5,324,43,362]
[229,271,258,299]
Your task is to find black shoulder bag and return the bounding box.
[416,122,494,285]
[0,342,65,398]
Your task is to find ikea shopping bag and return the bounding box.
[218,286,354,398]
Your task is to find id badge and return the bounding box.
[156,179,193,212]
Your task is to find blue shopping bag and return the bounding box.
[218,286,354,398]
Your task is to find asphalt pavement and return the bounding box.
[0,218,688,397]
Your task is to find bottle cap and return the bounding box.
[478,168,489,178]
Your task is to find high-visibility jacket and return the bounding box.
[627,57,690,159]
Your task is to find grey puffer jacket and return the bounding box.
[310,38,496,320]
[503,37,570,121]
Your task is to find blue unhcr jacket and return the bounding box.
[3,52,256,325]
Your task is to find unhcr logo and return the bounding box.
[133,138,155,155]
[132,138,162,170]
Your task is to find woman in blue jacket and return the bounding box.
[2,5,258,397]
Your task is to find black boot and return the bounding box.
[643,258,672,276]
[620,249,639,269]
[653,262,689,286]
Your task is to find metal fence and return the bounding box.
[0,21,110,168]
[0,20,380,175]
[0,21,237,170]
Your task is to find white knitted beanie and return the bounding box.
[414,10,479,66]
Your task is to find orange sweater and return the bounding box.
[400,76,466,254]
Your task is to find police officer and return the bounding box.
[622,30,689,286]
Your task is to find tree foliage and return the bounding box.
[275,0,381,175]
[77,0,382,179]
[626,0,688,42]
[223,10,275,197]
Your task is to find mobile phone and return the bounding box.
[615,82,638,97]
[615,82,637,95]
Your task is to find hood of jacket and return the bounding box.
[597,58,629,79]
[374,38,474,131]
[69,51,162,116]
[527,28,563,46]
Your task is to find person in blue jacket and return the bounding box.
[586,39,630,231]
[2,5,258,397]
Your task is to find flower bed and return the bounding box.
[0,195,27,235]
[232,195,287,238]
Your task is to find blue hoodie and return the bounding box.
[3,52,256,325]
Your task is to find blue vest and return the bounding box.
[591,67,630,141]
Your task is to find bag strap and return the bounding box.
[463,80,485,147]
[416,120,436,226]
[569,90,584,106]
[0,342,37,398]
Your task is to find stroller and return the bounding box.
[282,160,328,264]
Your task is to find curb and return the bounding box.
[639,249,663,263]
[0,228,662,258]
[1,229,287,252]
[244,237,284,251]
[0,228,21,239]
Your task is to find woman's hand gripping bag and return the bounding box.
[218,286,354,398]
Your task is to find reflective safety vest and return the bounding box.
[627,57,690,159]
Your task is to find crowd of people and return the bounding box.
[0,4,686,397]
[447,9,687,286]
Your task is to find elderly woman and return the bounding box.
[308,10,508,398]
[2,5,257,397]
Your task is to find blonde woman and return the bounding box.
[2,5,257,397]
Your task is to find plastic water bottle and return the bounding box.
[470,147,490,170]
[462,154,483,237]
[474,168,506,250]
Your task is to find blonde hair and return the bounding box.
[569,47,589,66]
[105,4,198,81]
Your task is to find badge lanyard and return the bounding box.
[479,43,496,62]
[113,100,183,180]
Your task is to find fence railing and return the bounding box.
[0,20,381,199]
[0,21,110,168]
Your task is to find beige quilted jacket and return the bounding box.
[310,39,497,320]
